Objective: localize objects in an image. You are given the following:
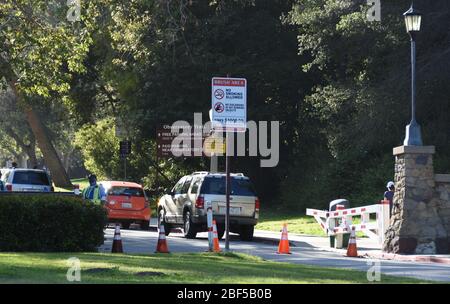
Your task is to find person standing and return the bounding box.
[384,181,395,216]
[82,174,106,205]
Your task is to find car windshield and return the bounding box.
[200,176,256,196]
[108,186,145,197]
[12,171,50,185]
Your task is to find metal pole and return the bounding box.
[225,132,231,251]
[210,131,218,173]
[403,33,422,146]
[124,156,127,181]
[411,38,416,122]
[210,152,218,173]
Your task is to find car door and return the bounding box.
[176,176,193,223]
[164,177,186,223]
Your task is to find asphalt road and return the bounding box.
[100,227,450,283]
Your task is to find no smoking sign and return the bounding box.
[214,89,224,100]
[211,77,247,132]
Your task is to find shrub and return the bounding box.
[0,194,107,252]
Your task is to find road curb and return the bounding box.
[363,252,450,265]
[255,230,450,265]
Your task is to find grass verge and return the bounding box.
[256,208,372,237]
[0,252,434,284]
[53,178,90,192]
[256,208,326,236]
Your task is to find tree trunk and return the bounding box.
[19,152,27,168]
[3,58,71,187]
[23,105,72,187]
[24,136,38,168]
[62,149,73,173]
[4,126,38,168]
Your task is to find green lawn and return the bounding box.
[256,208,371,237]
[256,209,327,236]
[53,178,89,192]
[70,178,90,190]
[0,252,433,284]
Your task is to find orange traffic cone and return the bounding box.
[155,223,170,253]
[346,226,358,257]
[111,224,123,253]
[212,220,221,253]
[277,223,291,254]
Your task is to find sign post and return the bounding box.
[119,140,131,180]
[208,109,219,173]
[211,77,247,252]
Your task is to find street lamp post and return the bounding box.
[403,4,423,146]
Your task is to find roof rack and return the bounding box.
[192,171,209,175]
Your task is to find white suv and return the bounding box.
[0,168,53,192]
[157,172,260,241]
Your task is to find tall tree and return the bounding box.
[0,89,38,166]
[285,0,450,205]
[0,0,103,186]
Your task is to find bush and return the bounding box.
[0,194,107,252]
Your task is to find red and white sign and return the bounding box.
[211,77,247,132]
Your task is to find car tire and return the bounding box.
[141,220,150,231]
[158,209,171,236]
[239,225,254,241]
[183,211,197,239]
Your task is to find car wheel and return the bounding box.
[158,209,171,236]
[141,220,150,231]
[183,211,197,239]
[239,225,254,241]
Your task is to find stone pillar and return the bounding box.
[383,146,448,254]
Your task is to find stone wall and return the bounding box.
[383,146,450,254]
[434,174,450,252]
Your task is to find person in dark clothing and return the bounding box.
[384,181,395,216]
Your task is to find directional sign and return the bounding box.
[119,140,131,157]
[211,77,247,132]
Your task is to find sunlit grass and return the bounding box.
[53,178,89,192]
[256,208,374,237]
[0,252,434,284]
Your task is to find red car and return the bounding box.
[100,181,151,230]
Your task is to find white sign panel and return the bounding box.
[211,77,247,132]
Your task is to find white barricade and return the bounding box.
[306,200,390,247]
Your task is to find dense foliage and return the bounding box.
[0,194,107,251]
[2,0,450,213]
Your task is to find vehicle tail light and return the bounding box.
[6,184,12,191]
[255,198,260,211]
[195,195,205,209]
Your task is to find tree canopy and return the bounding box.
[1,0,449,211]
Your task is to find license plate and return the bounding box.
[219,206,241,215]
[121,202,132,209]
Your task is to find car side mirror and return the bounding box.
[166,189,174,196]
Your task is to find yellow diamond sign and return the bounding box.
[203,136,226,156]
